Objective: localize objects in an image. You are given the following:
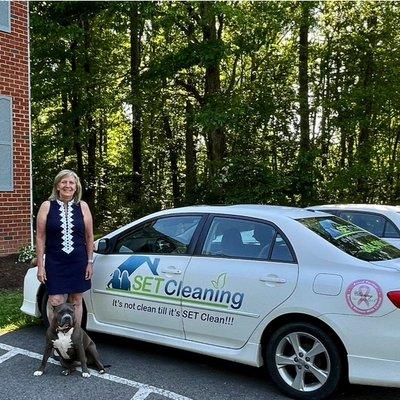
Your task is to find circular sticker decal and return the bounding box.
[345,279,383,315]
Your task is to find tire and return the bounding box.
[81,300,87,330]
[40,291,50,328]
[265,322,343,400]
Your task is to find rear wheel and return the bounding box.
[265,322,343,400]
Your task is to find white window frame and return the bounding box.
[0,1,11,33]
[0,95,13,191]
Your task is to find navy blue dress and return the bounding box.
[45,199,91,295]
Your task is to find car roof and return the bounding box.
[308,204,400,213]
[103,205,331,239]
[156,204,324,220]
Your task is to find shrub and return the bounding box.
[17,245,36,263]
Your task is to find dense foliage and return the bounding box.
[30,1,400,231]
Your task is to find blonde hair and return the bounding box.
[49,170,82,203]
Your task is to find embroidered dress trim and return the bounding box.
[57,199,75,254]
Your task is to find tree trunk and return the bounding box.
[86,115,96,210]
[163,114,180,206]
[130,2,142,203]
[320,38,331,169]
[200,2,226,177]
[185,100,197,204]
[296,2,313,206]
[61,91,69,160]
[83,16,96,211]
[388,125,400,198]
[298,3,310,156]
[392,125,400,201]
[97,115,108,225]
[356,14,377,201]
[70,39,85,191]
[60,56,69,160]
[334,55,347,170]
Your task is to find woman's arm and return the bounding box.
[81,201,94,280]
[36,201,50,283]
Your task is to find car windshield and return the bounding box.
[298,216,400,261]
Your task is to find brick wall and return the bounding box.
[0,2,31,255]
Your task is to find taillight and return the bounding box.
[387,291,400,308]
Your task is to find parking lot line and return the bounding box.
[130,387,154,400]
[0,343,193,400]
[0,348,19,364]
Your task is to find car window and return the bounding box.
[270,234,295,262]
[383,219,400,238]
[115,216,202,255]
[318,209,340,216]
[299,216,400,261]
[201,216,293,262]
[338,211,385,237]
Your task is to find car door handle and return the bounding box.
[161,267,182,275]
[259,276,287,284]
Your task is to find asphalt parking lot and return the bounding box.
[1,325,400,400]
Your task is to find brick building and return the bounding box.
[0,1,32,255]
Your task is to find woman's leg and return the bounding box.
[47,294,67,324]
[68,293,83,326]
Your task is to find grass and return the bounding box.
[0,289,40,335]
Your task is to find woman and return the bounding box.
[36,170,94,326]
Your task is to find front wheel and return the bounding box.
[40,291,50,328]
[265,322,344,400]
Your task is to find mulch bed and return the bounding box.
[0,254,32,291]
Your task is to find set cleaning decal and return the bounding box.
[106,256,244,310]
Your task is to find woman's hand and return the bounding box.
[37,267,46,283]
[85,263,93,280]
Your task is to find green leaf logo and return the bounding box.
[211,272,227,289]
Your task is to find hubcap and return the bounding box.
[275,331,330,392]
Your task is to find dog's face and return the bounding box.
[53,303,75,330]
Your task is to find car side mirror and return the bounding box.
[96,238,110,254]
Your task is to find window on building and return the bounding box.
[0,1,11,33]
[0,96,13,191]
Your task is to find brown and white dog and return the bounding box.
[34,303,106,377]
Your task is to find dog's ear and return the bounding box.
[53,304,61,312]
[50,312,59,329]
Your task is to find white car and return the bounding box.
[307,204,400,249]
[21,205,400,399]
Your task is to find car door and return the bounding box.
[181,215,299,349]
[91,214,204,338]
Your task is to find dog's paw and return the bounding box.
[99,369,106,374]
[81,372,90,378]
[61,369,70,376]
[33,370,43,376]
